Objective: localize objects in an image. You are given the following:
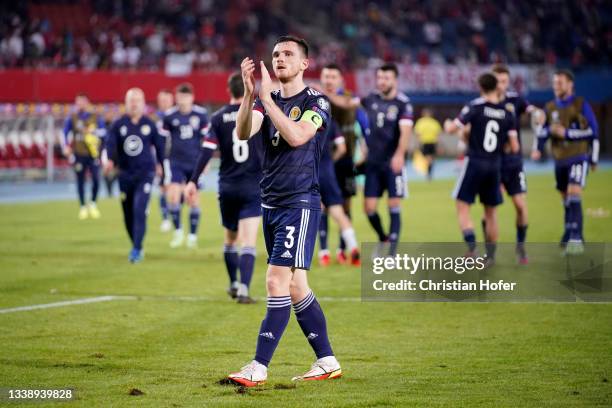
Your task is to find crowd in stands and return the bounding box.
[1,0,610,71]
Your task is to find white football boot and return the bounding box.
[169,229,184,248]
[186,233,198,249]
[88,202,101,219]
[160,219,172,232]
[228,360,267,387]
[78,206,89,220]
[292,356,342,382]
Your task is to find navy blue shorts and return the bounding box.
[320,164,344,208]
[453,157,502,206]
[219,189,262,232]
[364,164,407,198]
[421,143,436,156]
[165,159,195,185]
[118,173,154,203]
[555,160,589,192]
[501,163,527,196]
[262,206,320,270]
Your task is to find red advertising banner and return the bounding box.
[0,70,357,103]
[355,64,555,96]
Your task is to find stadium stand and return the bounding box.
[1,0,610,71]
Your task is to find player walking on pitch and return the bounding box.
[105,88,165,263]
[62,93,106,220]
[160,84,209,249]
[317,117,361,267]
[485,65,541,263]
[445,73,519,264]
[152,89,174,233]
[319,64,369,264]
[227,36,341,386]
[326,63,413,257]
[532,69,599,254]
[185,73,262,304]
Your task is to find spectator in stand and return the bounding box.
[0,0,609,70]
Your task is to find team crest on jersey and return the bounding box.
[289,106,301,120]
[123,135,143,156]
[387,105,398,120]
[141,124,151,136]
[551,111,559,122]
[317,97,330,111]
[190,115,200,129]
[120,125,127,136]
[505,103,515,113]
[172,118,179,126]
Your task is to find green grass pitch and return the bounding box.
[1,170,611,407]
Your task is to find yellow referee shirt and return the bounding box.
[414,116,442,144]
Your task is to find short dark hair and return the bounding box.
[377,63,399,77]
[227,71,244,98]
[323,63,343,73]
[555,68,575,82]
[158,88,172,95]
[274,35,309,57]
[491,64,510,75]
[175,82,194,94]
[478,72,498,93]
[421,107,434,116]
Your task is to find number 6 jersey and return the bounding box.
[454,98,517,164]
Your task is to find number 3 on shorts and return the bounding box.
[284,226,295,248]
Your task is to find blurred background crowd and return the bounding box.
[1,0,611,71]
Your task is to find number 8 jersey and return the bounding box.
[455,97,517,163]
[202,103,263,195]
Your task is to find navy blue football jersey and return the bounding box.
[253,87,331,210]
[320,120,344,169]
[501,91,530,167]
[161,105,208,164]
[361,92,413,166]
[456,98,517,162]
[203,103,263,193]
[106,115,165,176]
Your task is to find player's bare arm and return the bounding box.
[391,123,412,173]
[324,91,360,110]
[258,61,318,147]
[236,57,263,140]
[508,130,520,154]
[444,118,461,134]
[332,139,347,162]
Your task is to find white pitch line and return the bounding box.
[0,294,361,315]
[0,295,137,314]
